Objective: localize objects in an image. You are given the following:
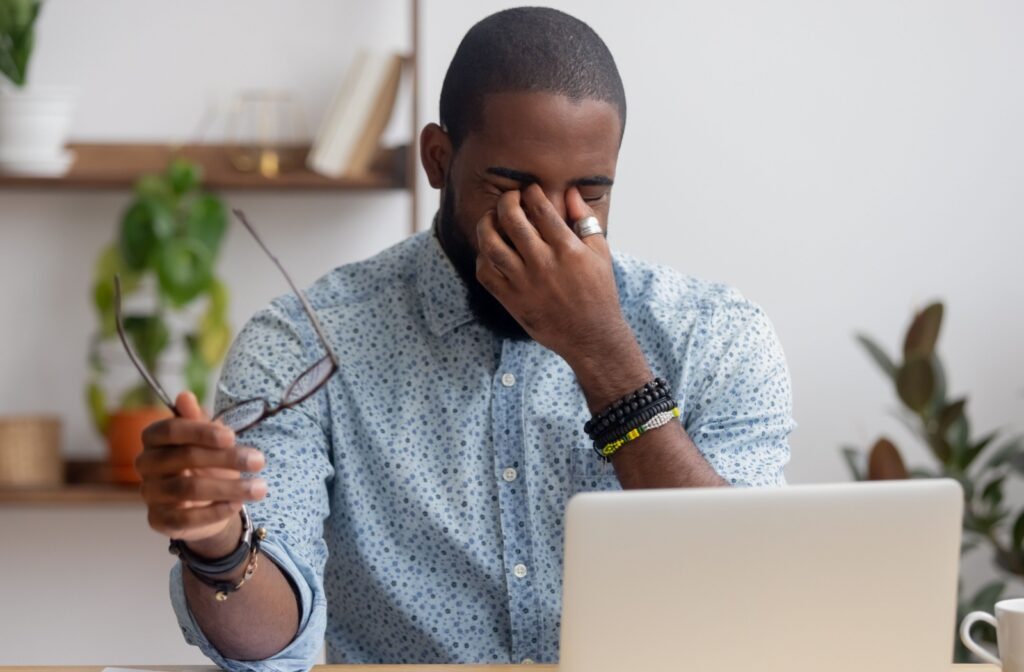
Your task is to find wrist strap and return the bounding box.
[168,506,253,576]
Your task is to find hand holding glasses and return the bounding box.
[123,209,339,543]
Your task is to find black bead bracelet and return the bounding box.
[584,377,670,441]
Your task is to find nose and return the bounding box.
[542,188,567,224]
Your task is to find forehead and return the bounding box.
[457,91,621,180]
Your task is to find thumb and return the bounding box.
[175,390,210,422]
[565,186,610,255]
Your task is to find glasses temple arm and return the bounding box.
[113,275,180,414]
[231,209,339,365]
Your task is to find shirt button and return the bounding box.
[502,467,518,482]
[513,563,528,578]
[501,372,516,387]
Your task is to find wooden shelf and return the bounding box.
[0,142,409,191]
[0,459,140,506]
[0,485,141,505]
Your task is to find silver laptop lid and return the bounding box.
[559,480,962,672]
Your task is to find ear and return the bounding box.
[419,123,452,189]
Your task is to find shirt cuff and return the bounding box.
[169,537,326,672]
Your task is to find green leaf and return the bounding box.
[197,312,231,366]
[133,173,173,205]
[185,194,227,257]
[981,476,1005,508]
[119,200,174,270]
[903,303,943,360]
[841,446,865,481]
[969,581,1006,613]
[91,279,116,337]
[183,334,211,404]
[938,399,966,434]
[896,357,935,413]
[856,334,897,381]
[86,381,109,436]
[983,435,1021,470]
[166,158,202,195]
[122,315,170,373]
[0,0,40,87]
[926,354,948,418]
[156,237,213,307]
[963,431,999,469]
[1013,510,1024,551]
[937,399,972,469]
[207,276,229,320]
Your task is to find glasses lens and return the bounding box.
[214,398,268,432]
[283,356,334,405]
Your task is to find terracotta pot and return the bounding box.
[106,407,172,484]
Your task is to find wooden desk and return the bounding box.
[0,666,999,671]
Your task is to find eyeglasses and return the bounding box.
[113,208,339,434]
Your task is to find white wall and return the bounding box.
[2,0,1023,664]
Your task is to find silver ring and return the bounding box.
[573,215,603,239]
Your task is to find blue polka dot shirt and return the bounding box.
[170,225,795,669]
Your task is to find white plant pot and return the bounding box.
[0,85,76,176]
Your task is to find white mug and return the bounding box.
[961,597,1024,669]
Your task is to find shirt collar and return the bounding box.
[416,216,477,337]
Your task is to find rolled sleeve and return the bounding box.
[170,537,326,671]
[168,294,335,670]
[684,298,796,487]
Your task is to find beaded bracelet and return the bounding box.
[592,396,678,448]
[597,406,681,460]
[584,378,670,441]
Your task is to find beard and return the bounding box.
[435,184,530,341]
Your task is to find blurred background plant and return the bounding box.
[0,0,40,87]
[86,157,232,437]
[843,302,1024,662]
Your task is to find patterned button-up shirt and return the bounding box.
[170,225,795,670]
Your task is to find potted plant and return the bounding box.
[0,0,75,175]
[87,158,232,482]
[843,302,1024,661]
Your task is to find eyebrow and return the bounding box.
[485,166,614,188]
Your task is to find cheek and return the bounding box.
[453,193,497,251]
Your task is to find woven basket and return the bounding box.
[0,415,63,488]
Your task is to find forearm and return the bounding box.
[569,325,727,489]
[182,516,301,661]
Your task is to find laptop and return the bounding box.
[559,480,963,672]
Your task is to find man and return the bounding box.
[138,7,794,669]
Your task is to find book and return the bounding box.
[307,50,405,179]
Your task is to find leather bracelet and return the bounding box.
[186,532,265,601]
[169,506,255,576]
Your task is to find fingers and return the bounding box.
[520,183,576,248]
[566,186,611,257]
[494,190,547,260]
[136,444,265,477]
[476,208,525,277]
[141,474,268,505]
[142,417,235,449]
[176,390,209,422]
[148,501,244,539]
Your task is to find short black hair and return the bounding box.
[439,7,626,150]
